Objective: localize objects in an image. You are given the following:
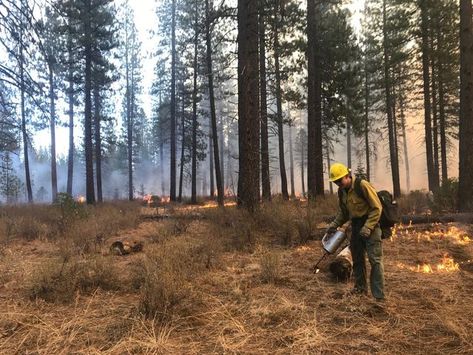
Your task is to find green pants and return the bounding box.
[350,224,385,299]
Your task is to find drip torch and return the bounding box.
[312,226,348,273]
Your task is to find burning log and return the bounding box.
[328,246,353,281]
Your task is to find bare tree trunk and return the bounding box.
[259,3,271,200]
[307,0,324,199]
[178,99,185,202]
[301,132,306,197]
[430,36,440,187]
[205,0,224,206]
[48,64,58,202]
[420,0,438,192]
[19,22,33,203]
[382,0,401,198]
[126,29,133,201]
[273,19,288,200]
[93,85,103,202]
[237,0,260,211]
[325,139,333,194]
[84,0,95,204]
[399,93,411,193]
[209,119,214,198]
[219,115,225,192]
[289,123,295,198]
[66,36,74,197]
[170,0,177,201]
[191,8,198,204]
[459,0,473,211]
[436,26,448,183]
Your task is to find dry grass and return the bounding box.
[0,201,472,354]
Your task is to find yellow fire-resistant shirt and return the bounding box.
[333,176,382,231]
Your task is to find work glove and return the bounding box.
[359,226,372,239]
[325,223,338,235]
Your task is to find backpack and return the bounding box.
[338,177,399,239]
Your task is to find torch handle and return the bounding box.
[312,252,328,273]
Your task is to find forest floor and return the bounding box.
[0,200,473,354]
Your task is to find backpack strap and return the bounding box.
[353,177,367,201]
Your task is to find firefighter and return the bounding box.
[326,162,385,301]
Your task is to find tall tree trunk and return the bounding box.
[126,30,133,201]
[237,0,260,211]
[419,0,438,192]
[430,35,440,187]
[325,139,333,194]
[436,25,448,183]
[209,119,214,198]
[66,36,74,196]
[19,21,32,203]
[191,9,198,204]
[382,0,401,198]
[48,64,58,202]
[399,92,411,192]
[259,4,271,200]
[170,0,177,201]
[205,0,224,206]
[178,99,185,202]
[300,133,306,197]
[273,13,288,200]
[219,115,225,192]
[289,123,295,198]
[93,84,103,202]
[307,0,324,199]
[459,0,473,211]
[437,49,448,183]
[84,0,95,204]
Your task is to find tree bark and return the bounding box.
[237,0,260,211]
[382,0,401,198]
[170,0,177,201]
[459,0,473,211]
[306,0,324,199]
[289,123,295,198]
[191,8,198,204]
[399,92,411,192]
[19,11,33,203]
[48,63,58,202]
[84,0,95,204]
[178,99,185,202]
[437,27,448,183]
[205,0,224,206]
[259,4,271,201]
[93,84,103,202]
[419,0,438,192]
[273,8,288,200]
[66,35,74,197]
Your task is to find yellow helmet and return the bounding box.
[329,163,350,182]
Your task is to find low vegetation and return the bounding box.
[0,197,472,353]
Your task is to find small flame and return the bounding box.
[76,195,86,203]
